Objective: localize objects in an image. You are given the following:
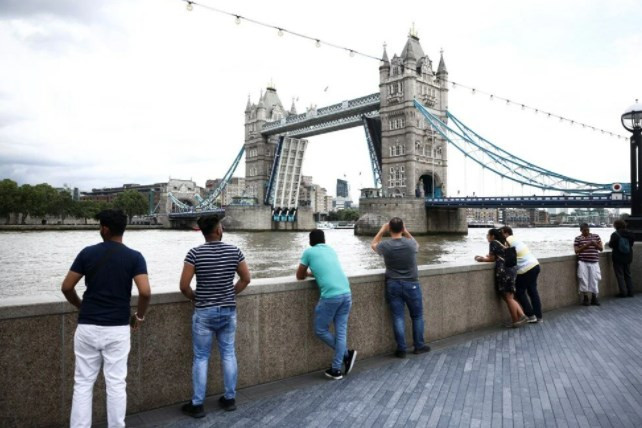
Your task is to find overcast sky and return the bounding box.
[1,0,641,201]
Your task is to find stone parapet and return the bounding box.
[1,249,639,426]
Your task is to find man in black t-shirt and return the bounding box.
[608,219,636,298]
[61,209,151,428]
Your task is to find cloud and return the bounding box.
[0,0,102,22]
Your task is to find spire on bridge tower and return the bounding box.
[289,98,297,115]
[245,94,252,113]
[437,49,448,76]
[381,42,389,64]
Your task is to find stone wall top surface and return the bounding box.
[0,252,589,320]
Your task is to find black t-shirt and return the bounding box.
[608,230,635,264]
[70,241,147,326]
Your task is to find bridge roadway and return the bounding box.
[425,194,631,208]
[117,296,642,427]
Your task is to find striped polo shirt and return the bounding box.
[506,236,539,275]
[574,233,601,263]
[184,241,245,308]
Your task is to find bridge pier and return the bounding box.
[222,205,316,231]
[355,197,467,236]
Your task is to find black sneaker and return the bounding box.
[414,345,431,355]
[617,293,627,298]
[591,294,601,306]
[394,350,406,359]
[181,402,205,418]
[325,368,343,380]
[582,295,590,306]
[218,396,237,412]
[344,349,357,375]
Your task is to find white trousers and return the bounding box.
[70,324,131,428]
[577,260,601,294]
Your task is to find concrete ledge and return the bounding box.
[1,250,640,426]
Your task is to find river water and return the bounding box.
[0,227,615,299]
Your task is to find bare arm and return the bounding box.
[131,274,151,331]
[594,238,603,251]
[296,263,309,280]
[235,260,251,294]
[61,271,83,309]
[179,262,196,301]
[371,223,389,253]
[474,254,496,262]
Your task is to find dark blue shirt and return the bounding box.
[70,241,147,326]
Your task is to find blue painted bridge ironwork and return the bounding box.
[425,194,631,208]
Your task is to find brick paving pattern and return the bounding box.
[133,297,642,427]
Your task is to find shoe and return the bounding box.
[181,402,205,418]
[512,316,528,328]
[526,315,538,323]
[582,295,590,306]
[590,294,600,306]
[394,350,407,358]
[324,368,343,380]
[414,345,431,355]
[344,349,357,375]
[218,396,237,411]
[536,318,544,323]
[627,293,634,298]
[617,293,627,298]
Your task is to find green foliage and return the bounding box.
[113,189,148,223]
[0,179,19,222]
[326,208,360,222]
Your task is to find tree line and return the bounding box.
[0,179,149,224]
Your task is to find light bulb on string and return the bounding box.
[315,39,321,48]
[349,50,355,57]
[472,88,476,95]
[452,82,456,89]
[186,1,193,11]
[521,104,525,110]
[489,94,494,101]
[235,15,241,25]
[277,28,284,37]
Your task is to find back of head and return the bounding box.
[96,209,127,236]
[489,228,505,243]
[389,217,404,234]
[501,226,513,236]
[309,229,325,246]
[197,215,220,236]
[614,219,626,231]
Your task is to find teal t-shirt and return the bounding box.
[300,244,351,298]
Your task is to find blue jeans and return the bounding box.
[191,306,237,405]
[314,293,352,370]
[385,280,425,352]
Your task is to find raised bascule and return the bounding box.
[163,28,630,232]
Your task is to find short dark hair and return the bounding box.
[309,229,325,246]
[580,222,590,231]
[488,228,505,243]
[389,217,404,234]
[96,209,127,236]
[500,226,513,236]
[614,219,626,230]
[197,215,220,236]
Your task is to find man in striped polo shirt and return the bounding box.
[574,223,603,306]
[179,215,251,417]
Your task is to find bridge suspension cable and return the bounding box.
[414,99,624,195]
[197,146,245,210]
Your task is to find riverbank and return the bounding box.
[0,224,164,231]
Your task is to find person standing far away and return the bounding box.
[501,226,543,323]
[608,219,635,298]
[371,217,431,358]
[575,223,604,306]
[474,228,528,327]
[179,215,251,417]
[61,209,151,428]
[296,229,357,380]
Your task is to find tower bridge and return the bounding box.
[165,28,629,232]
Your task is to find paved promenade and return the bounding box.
[123,296,642,427]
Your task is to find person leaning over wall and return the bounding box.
[296,229,357,380]
[475,228,528,328]
[179,215,251,417]
[371,217,431,358]
[608,219,635,298]
[61,209,151,428]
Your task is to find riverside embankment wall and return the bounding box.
[1,250,640,426]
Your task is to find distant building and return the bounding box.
[298,180,329,214]
[466,208,499,225]
[56,185,80,201]
[337,179,349,198]
[205,177,246,206]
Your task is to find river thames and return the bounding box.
[0,227,616,299]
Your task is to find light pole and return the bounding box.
[622,99,642,239]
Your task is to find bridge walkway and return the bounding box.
[118,297,642,427]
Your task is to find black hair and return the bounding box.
[197,215,220,236]
[309,229,325,246]
[500,226,513,236]
[614,219,626,230]
[580,222,590,231]
[488,228,505,244]
[95,209,127,236]
[389,217,404,234]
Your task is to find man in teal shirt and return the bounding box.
[296,229,357,380]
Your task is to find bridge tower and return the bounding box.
[379,27,450,199]
[243,84,287,204]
